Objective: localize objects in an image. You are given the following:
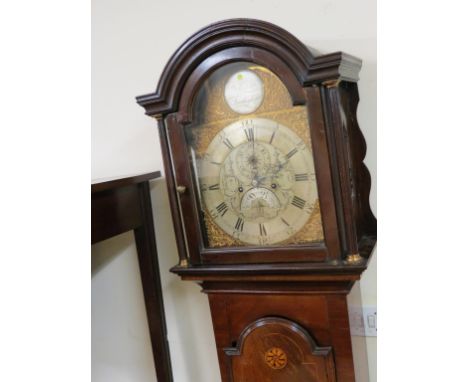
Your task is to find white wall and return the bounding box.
[92,1,377,381]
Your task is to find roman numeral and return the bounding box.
[285,148,298,159]
[216,202,228,216]
[223,138,234,150]
[295,173,308,181]
[244,127,254,142]
[280,217,290,226]
[259,223,267,236]
[291,195,306,209]
[234,217,244,232]
[208,184,220,190]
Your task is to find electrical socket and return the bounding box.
[349,305,377,337]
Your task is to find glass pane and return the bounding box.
[185,62,324,248]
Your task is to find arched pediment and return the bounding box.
[136,18,361,117]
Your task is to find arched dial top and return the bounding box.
[200,118,317,245]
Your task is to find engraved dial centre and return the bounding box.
[200,118,319,245]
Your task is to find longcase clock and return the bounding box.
[137,19,376,382]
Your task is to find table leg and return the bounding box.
[134,181,173,382]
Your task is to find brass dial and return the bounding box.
[186,61,324,248]
[199,118,317,245]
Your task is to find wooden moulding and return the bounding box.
[223,317,337,382]
[136,19,362,117]
[208,292,356,381]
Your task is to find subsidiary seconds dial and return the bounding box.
[199,118,318,245]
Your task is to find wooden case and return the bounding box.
[137,19,376,382]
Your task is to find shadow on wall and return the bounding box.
[91,231,135,277]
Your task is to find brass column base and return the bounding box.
[179,259,189,267]
[345,253,365,264]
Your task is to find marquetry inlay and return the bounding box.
[265,347,287,369]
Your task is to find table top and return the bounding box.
[91,171,161,193]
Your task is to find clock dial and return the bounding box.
[185,61,324,248]
[224,70,264,114]
[199,118,317,245]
